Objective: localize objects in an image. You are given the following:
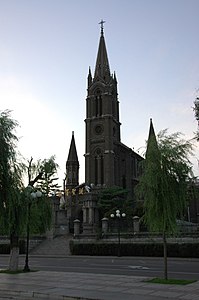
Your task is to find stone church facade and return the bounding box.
[62,24,143,234]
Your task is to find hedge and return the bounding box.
[0,240,25,254]
[69,241,199,258]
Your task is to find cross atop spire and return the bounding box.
[94,19,110,80]
[99,19,105,35]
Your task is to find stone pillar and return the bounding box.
[83,205,87,223]
[133,216,140,233]
[74,219,80,236]
[101,217,108,234]
[82,192,99,233]
[89,205,94,223]
[97,157,101,185]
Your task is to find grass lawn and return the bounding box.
[0,269,37,274]
[147,278,197,285]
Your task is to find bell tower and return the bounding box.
[85,21,121,187]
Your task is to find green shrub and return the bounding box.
[0,244,10,254]
[70,241,199,258]
[0,240,25,254]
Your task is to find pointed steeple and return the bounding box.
[87,66,92,88]
[67,131,79,163]
[94,20,111,81]
[148,118,156,139]
[66,131,79,188]
[146,118,160,160]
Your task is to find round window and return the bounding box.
[95,125,103,135]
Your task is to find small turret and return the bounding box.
[114,71,117,84]
[87,67,92,88]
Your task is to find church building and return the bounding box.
[65,22,143,232]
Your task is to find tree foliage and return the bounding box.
[35,156,60,196]
[193,96,199,140]
[136,121,194,280]
[0,110,60,270]
[136,126,194,234]
[0,110,25,236]
[23,156,60,235]
[98,187,131,218]
[27,156,60,196]
[0,110,26,271]
[28,194,53,235]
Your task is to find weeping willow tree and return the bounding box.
[0,110,60,271]
[136,119,194,280]
[0,110,26,271]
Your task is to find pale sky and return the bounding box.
[1,0,199,186]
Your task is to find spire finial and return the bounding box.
[99,19,105,35]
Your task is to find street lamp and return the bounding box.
[23,187,42,272]
[110,210,126,257]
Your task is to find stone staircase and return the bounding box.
[30,234,72,256]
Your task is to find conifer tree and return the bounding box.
[98,187,129,218]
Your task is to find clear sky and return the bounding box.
[1,0,199,186]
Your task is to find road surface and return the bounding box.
[0,255,199,280]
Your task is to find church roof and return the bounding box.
[94,24,111,80]
[67,131,79,164]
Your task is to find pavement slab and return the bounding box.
[0,271,199,300]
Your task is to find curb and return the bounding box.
[0,289,98,300]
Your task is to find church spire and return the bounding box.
[148,118,156,138]
[146,118,160,160]
[67,131,79,162]
[66,131,79,188]
[94,20,111,81]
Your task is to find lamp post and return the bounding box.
[23,188,42,272]
[110,210,126,257]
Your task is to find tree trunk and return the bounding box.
[163,231,168,280]
[9,233,19,271]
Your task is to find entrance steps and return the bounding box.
[30,234,72,256]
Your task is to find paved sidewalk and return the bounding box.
[0,271,199,300]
